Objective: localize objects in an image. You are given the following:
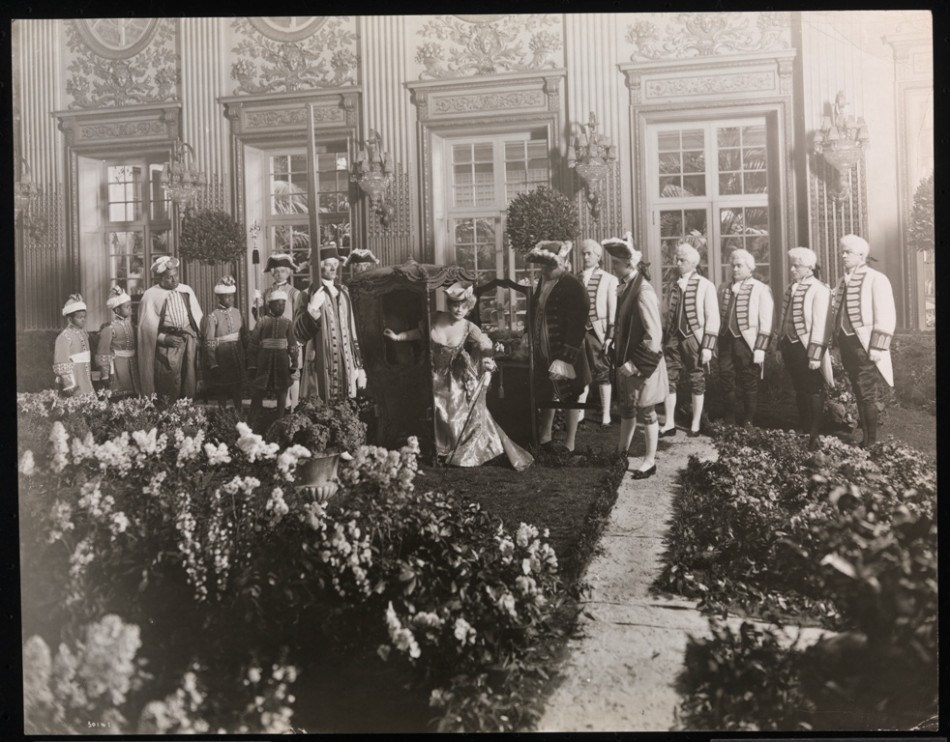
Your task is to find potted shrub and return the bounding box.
[908,172,934,256]
[178,209,247,265]
[505,185,579,257]
[266,396,367,501]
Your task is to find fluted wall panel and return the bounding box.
[180,17,234,314]
[800,10,902,318]
[180,17,229,189]
[361,15,416,264]
[17,19,66,330]
[564,13,628,243]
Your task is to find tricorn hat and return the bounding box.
[318,242,341,262]
[525,240,573,265]
[342,247,380,267]
[264,253,298,272]
[602,232,638,262]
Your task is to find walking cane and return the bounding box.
[446,370,492,466]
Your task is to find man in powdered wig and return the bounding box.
[137,256,204,399]
[659,242,720,437]
[526,240,591,453]
[293,243,367,402]
[576,238,619,428]
[832,234,897,447]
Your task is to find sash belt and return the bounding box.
[113,349,136,358]
[70,351,91,363]
[261,338,289,349]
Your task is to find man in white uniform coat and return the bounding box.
[137,256,204,399]
[576,238,619,427]
[832,234,897,447]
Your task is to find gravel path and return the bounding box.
[538,431,826,732]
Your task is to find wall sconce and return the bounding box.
[813,91,870,202]
[568,112,616,221]
[161,138,208,213]
[14,157,41,227]
[351,129,395,229]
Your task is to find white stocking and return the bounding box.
[642,420,658,470]
[539,408,555,444]
[565,409,581,451]
[599,383,612,425]
[691,393,705,432]
[661,392,677,432]
[577,387,589,422]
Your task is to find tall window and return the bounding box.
[263,143,351,289]
[102,157,172,312]
[648,119,771,289]
[439,129,551,328]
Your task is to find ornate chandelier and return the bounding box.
[351,129,395,229]
[813,91,869,202]
[160,139,208,212]
[568,112,617,221]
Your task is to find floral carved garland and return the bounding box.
[415,14,562,80]
[625,11,791,61]
[65,19,179,109]
[230,17,359,95]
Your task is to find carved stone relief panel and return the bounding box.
[643,70,777,100]
[409,73,563,124]
[410,14,562,80]
[65,18,179,109]
[229,16,359,94]
[622,12,791,62]
[54,105,182,148]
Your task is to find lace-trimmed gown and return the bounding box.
[432,319,533,472]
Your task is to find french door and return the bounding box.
[647,118,772,291]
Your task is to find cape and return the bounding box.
[137,283,204,396]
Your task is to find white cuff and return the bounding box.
[549,360,576,379]
[307,305,322,321]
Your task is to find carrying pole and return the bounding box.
[305,103,322,289]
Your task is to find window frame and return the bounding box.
[647,117,772,289]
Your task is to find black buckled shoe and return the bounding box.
[659,427,678,438]
[630,464,657,480]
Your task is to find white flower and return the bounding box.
[203,442,232,466]
[247,666,262,684]
[384,602,421,659]
[497,591,518,620]
[49,421,70,473]
[412,611,444,630]
[266,487,290,519]
[235,422,278,462]
[515,522,539,549]
[276,444,311,481]
[110,512,130,536]
[453,617,477,645]
[142,471,168,496]
[70,431,96,463]
[18,450,35,476]
[177,430,206,466]
[515,575,537,596]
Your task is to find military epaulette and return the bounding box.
[701,333,718,351]
[807,342,825,362]
[754,333,771,351]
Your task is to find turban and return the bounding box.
[151,256,180,275]
[214,275,237,295]
[62,293,87,316]
[106,285,132,309]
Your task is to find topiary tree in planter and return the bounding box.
[506,186,580,257]
[908,173,934,255]
[178,209,247,265]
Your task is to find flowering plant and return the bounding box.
[266,395,366,455]
[178,209,246,264]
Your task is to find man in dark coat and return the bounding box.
[526,240,591,453]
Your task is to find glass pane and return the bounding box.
[742,148,767,171]
[681,130,704,149]
[291,171,309,194]
[659,210,683,236]
[272,156,289,177]
[525,141,547,160]
[151,230,169,256]
[453,165,473,208]
[744,171,768,194]
[682,150,705,174]
[744,207,769,232]
[717,127,740,147]
[718,148,741,172]
[473,143,493,162]
[505,141,525,161]
[682,175,705,197]
[659,152,681,173]
[659,175,682,197]
[719,173,742,196]
[474,218,495,244]
[658,131,680,152]
[748,235,770,262]
[474,162,494,206]
[741,125,766,148]
[453,145,472,164]
[290,154,307,173]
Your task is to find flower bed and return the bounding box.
[19,392,569,733]
[658,424,937,730]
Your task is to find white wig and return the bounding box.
[840,233,870,258]
[675,242,700,265]
[729,248,756,272]
[788,247,817,268]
